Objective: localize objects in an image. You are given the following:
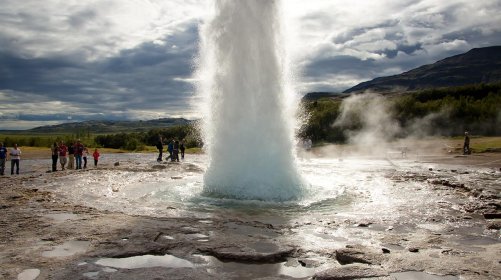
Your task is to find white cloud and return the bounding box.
[0,0,500,129]
[0,0,208,60]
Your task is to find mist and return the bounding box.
[326,93,454,157]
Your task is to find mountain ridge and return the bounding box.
[343,46,501,93]
[6,118,193,133]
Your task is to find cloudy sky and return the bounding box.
[1,0,500,130]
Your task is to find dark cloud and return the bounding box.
[304,55,378,78]
[331,20,400,44]
[0,22,199,124]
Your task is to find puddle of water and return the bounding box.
[187,233,209,239]
[198,255,318,279]
[95,254,194,269]
[17,269,40,280]
[158,235,175,240]
[42,241,90,258]
[391,271,458,280]
[454,235,500,246]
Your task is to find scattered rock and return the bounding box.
[114,162,120,166]
[483,213,501,219]
[151,165,166,170]
[486,221,501,230]
[382,248,391,254]
[313,264,388,280]
[356,222,372,227]
[408,247,419,253]
[335,247,385,265]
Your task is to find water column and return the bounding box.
[197,0,305,201]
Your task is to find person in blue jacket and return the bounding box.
[0,142,7,175]
[166,139,174,161]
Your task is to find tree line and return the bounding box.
[299,83,501,143]
[0,124,202,151]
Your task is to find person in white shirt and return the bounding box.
[10,143,21,175]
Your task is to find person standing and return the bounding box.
[82,147,89,169]
[166,139,174,161]
[93,148,100,167]
[463,131,471,155]
[58,141,68,170]
[180,140,186,160]
[74,140,84,169]
[0,142,7,176]
[10,143,21,175]
[172,140,180,162]
[156,135,164,162]
[51,142,59,172]
[68,142,75,169]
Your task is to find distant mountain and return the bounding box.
[343,46,501,93]
[25,118,192,133]
[301,92,345,101]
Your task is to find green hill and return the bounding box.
[20,118,192,134]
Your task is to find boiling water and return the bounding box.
[35,154,417,220]
[196,0,305,201]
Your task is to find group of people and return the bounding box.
[0,142,21,175]
[51,140,101,172]
[0,140,103,176]
[156,135,185,162]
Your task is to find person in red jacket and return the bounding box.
[92,148,100,167]
[74,140,84,170]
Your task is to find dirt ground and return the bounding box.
[0,146,500,280]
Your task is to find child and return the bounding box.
[92,148,100,167]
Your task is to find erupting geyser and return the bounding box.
[196,0,305,201]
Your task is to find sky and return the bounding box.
[1,0,500,130]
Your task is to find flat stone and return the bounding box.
[199,244,295,263]
[335,247,385,265]
[313,264,388,280]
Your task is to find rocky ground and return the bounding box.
[0,151,500,280]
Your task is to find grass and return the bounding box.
[433,136,501,153]
[5,136,500,160]
[469,136,501,152]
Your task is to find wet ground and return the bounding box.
[0,151,500,279]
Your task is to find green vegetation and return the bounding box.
[393,83,501,135]
[94,124,201,150]
[299,83,501,143]
[0,124,201,151]
[0,133,94,149]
